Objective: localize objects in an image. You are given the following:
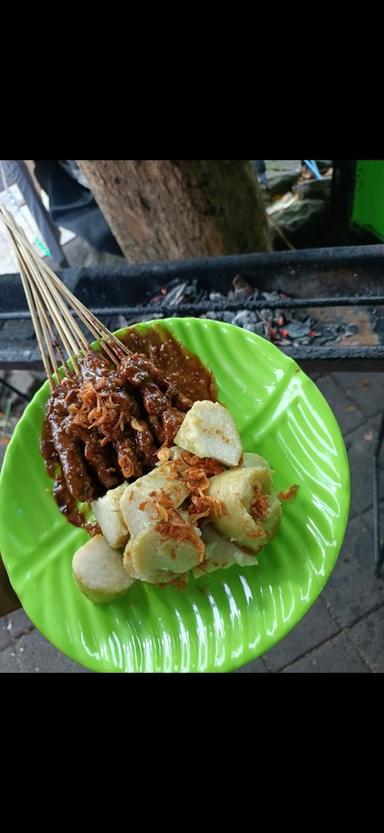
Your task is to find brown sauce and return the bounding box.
[41,325,216,532]
[120,326,216,403]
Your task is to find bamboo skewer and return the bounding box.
[16,244,60,382]
[0,206,132,390]
[7,225,56,387]
[17,251,55,386]
[1,206,129,355]
[13,232,81,376]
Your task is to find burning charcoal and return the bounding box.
[284,321,312,339]
[232,311,259,329]
[148,293,165,304]
[235,318,268,336]
[254,322,269,337]
[261,291,282,303]
[322,324,344,342]
[162,279,206,306]
[238,313,269,333]
[209,291,226,302]
[259,309,273,322]
[302,316,316,329]
[142,272,359,349]
[228,289,253,303]
[202,311,224,321]
[182,279,207,304]
[202,311,236,324]
[163,282,190,306]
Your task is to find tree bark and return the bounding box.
[76,160,271,262]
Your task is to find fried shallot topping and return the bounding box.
[277,484,299,502]
[186,494,227,521]
[155,507,203,553]
[138,489,175,521]
[179,452,224,476]
[156,445,172,463]
[250,484,270,521]
[168,452,224,496]
[68,381,138,436]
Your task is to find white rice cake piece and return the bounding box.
[240,452,270,469]
[174,400,242,467]
[73,534,134,604]
[123,516,204,584]
[208,466,281,553]
[91,482,129,549]
[120,463,189,538]
[193,525,258,577]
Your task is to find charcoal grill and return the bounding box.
[1,243,384,573]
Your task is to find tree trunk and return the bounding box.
[76,160,271,262]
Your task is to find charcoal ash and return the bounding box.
[284,320,314,339]
[202,310,237,324]
[232,310,261,328]
[208,291,227,302]
[143,274,359,347]
[160,278,207,307]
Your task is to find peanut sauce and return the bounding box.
[41,326,216,531]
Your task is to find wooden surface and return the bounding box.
[76,160,271,261]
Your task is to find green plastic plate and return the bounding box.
[0,318,349,672]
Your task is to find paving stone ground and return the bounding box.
[240,371,384,674]
[1,367,383,673]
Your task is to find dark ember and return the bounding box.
[138,276,358,348]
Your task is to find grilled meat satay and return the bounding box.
[68,380,139,437]
[114,434,143,479]
[40,417,59,478]
[121,353,168,388]
[70,425,121,490]
[48,411,97,502]
[130,417,157,465]
[121,354,191,409]
[164,384,193,412]
[40,327,217,533]
[161,407,185,443]
[121,354,185,445]
[147,414,166,445]
[142,386,184,444]
[78,350,112,383]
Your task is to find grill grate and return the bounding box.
[2,293,384,320]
